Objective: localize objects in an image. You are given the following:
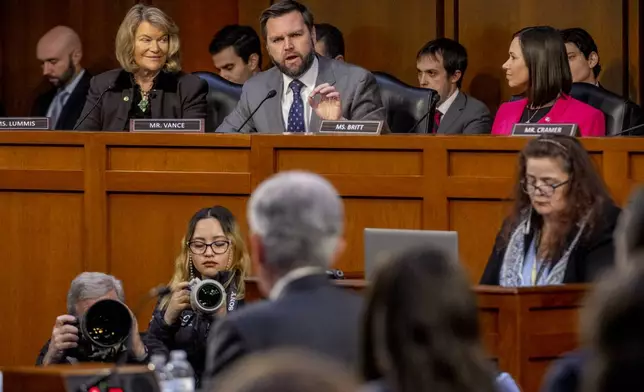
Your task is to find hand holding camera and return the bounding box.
[163,281,192,325]
[43,315,80,365]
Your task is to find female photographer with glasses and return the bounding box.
[147,205,250,387]
[480,135,620,286]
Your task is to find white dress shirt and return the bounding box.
[281,58,319,132]
[269,266,326,301]
[437,88,460,116]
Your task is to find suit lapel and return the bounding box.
[265,67,286,133]
[537,95,570,124]
[310,56,336,133]
[437,92,466,134]
[57,72,91,129]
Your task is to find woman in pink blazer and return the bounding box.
[492,26,605,137]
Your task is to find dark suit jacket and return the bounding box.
[202,274,363,387]
[31,71,92,130]
[216,55,388,133]
[75,68,208,131]
[436,92,492,134]
[540,350,586,392]
[480,204,621,285]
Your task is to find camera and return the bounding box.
[189,278,226,314]
[65,299,132,362]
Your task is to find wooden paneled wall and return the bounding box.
[1,0,642,116]
[0,132,641,367]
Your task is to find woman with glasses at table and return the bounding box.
[147,205,250,387]
[480,135,620,286]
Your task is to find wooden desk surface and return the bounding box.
[0,132,630,369]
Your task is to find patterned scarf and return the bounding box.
[499,210,589,287]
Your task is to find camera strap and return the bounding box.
[226,277,239,312]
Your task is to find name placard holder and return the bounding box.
[511,123,579,137]
[0,117,50,130]
[130,119,205,133]
[318,120,383,135]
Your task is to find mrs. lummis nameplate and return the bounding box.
[130,119,205,133]
[0,117,50,130]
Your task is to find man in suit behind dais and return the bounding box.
[216,0,387,134]
[416,38,491,134]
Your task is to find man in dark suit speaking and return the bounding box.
[416,38,491,134]
[216,0,387,133]
[202,171,363,388]
[32,26,91,130]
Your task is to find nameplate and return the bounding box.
[130,119,204,133]
[512,123,578,137]
[0,117,50,130]
[319,120,383,135]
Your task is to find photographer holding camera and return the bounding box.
[148,206,250,388]
[37,272,165,365]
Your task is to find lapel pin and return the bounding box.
[123,96,130,102]
[545,117,551,122]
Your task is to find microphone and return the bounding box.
[405,90,440,134]
[73,84,114,130]
[612,122,644,137]
[78,283,170,392]
[232,89,277,133]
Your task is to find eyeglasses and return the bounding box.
[187,240,231,255]
[521,179,569,197]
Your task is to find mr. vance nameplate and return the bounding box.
[0,117,50,130]
[130,119,204,133]
[512,123,579,137]
[319,120,383,134]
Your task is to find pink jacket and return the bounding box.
[491,95,606,136]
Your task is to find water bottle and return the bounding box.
[165,350,195,392]
[149,354,171,392]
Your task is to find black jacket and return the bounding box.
[75,68,208,131]
[480,204,621,285]
[202,273,364,388]
[36,332,167,365]
[147,272,244,388]
[31,71,92,130]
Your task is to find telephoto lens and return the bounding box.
[80,299,132,348]
[189,278,226,314]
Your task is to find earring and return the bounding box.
[226,247,233,270]
[189,254,196,280]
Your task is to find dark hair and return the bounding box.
[208,25,262,66]
[314,23,345,58]
[503,135,611,260]
[581,261,644,392]
[416,38,468,88]
[214,349,359,392]
[186,205,237,239]
[560,27,601,78]
[260,0,314,40]
[361,246,496,392]
[514,26,572,107]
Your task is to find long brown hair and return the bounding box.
[160,206,250,310]
[502,135,611,260]
[361,246,496,392]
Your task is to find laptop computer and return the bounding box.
[363,228,459,280]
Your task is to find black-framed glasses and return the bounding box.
[521,179,570,197]
[187,240,231,255]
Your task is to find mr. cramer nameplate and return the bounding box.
[130,119,204,133]
[512,123,578,137]
[319,120,383,134]
[0,117,50,130]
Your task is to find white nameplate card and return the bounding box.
[319,120,383,135]
[0,117,50,130]
[130,119,204,133]
[512,123,578,137]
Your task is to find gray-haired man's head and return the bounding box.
[67,272,125,316]
[248,171,345,282]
